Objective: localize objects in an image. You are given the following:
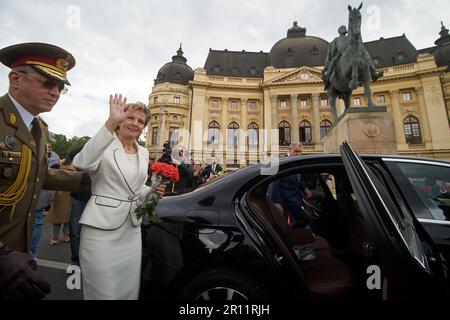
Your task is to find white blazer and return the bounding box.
[73,126,150,230]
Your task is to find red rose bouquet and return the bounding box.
[134,162,179,223]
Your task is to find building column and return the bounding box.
[290,94,299,143]
[221,98,228,164]
[389,90,406,147]
[311,94,321,145]
[271,95,279,156]
[416,87,432,147]
[240,99,247,166]
[159,107,168,146]
[262,90,271,161]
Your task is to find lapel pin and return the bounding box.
[4,135,16,149]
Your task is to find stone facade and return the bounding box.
[147,26,450,168]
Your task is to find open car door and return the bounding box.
[340,141,449,298]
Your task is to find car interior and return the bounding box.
[247,164,385,299]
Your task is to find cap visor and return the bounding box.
[32,65,70,85]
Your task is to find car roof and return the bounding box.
[176,153,450,201]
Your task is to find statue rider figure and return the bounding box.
[322,25,382,91]
[322,25,348,90]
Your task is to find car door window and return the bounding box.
[395,162,450,221]
[302,173,336,200]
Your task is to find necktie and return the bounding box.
[31,118,41,149]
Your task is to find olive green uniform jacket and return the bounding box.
[0,94,82,252]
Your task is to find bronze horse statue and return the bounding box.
[326,3,383,122]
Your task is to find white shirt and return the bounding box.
[8,93,35,131]
[124,153,139,189]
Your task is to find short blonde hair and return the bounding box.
[115,102,150,132]
[124,102,150,125]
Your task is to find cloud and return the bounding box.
[1,0,448,137]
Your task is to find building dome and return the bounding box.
[434,22,450,69]
[155,45,194,85]
[269,22,329,68]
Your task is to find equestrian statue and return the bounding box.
[322,3,383,122]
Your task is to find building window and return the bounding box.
[280,100,287,109]
[353,97,361,106]
[208,121,220,145]
[151,127,159,145]
[153,96,158,104]
[299,120,312,144]
[168,127,179,146]
[231,100,238,109]
[320,120,332,141]
[403,116,422,144]
[402,92,412,101]
[249,101,257,110]
[227,122,239,146]
[376,95,385,103]
[174,96,180,104]
[248,122,259,146]
[320,98,328,106]
[300,99,307,107]
[211,99,218,108]
[278,121,291,146]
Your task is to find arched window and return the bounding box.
[228,122,239,146]
[248,122,259,146]
[320,120,333,141]
[403,116,422,144]
[278,121,291,146]
[208,121,220,145]
[299,120,312,144]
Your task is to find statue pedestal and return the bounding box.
[323,106,398,154]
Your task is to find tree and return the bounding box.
[50,134,91,159]
[51,134,69,159]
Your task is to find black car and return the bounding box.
[140,142,450,300]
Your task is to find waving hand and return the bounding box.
[105,93,129,133]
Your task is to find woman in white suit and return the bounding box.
[73,94,164,300]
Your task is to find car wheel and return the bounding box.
[180,267,269,301]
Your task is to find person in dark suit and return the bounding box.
[0,42,85,300]
[205,157,222,180]
[187,160,207,191]
[268,143,312,228]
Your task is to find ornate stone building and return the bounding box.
[147,22,450,168]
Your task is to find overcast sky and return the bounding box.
[1,0,448,138]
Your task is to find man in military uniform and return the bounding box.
[0,42,84,299]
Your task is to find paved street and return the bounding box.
[35,221,83,300]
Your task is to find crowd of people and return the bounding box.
[154,141,225,195]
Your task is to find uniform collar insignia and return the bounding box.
[9,112,17,125]
[0,107,18,129]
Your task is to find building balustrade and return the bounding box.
[408,143,426,150]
